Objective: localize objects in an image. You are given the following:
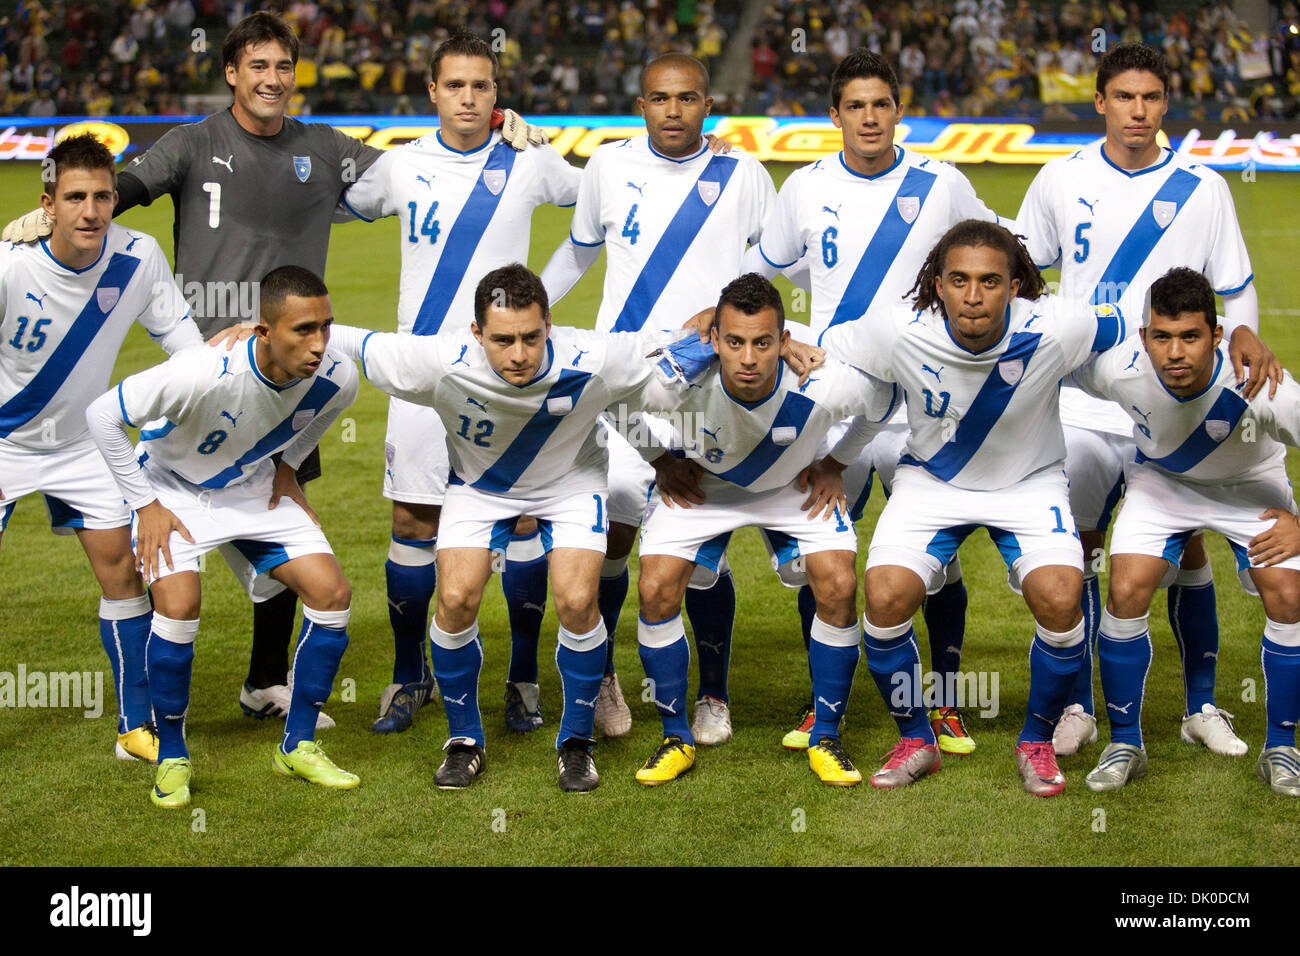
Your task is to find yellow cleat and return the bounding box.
[930,707,976,755]
[116,721,159,764]
[150,757,192,809]
[808,736,862,787]
[635,735,696,786]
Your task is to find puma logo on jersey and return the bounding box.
[1107,701,1133,714]
[652,697,678,714]
[1024,312,1041,328]
[797,376,819,393]
[821,204,841,220]
[817,696,842,713]
[325,358,341,377]
[700,424,721,441]
[466,396,489,412]
[571,348,589,367]
[908,311,925,326]
[124,233,142,252]
[24,291,46,310]
[218,357,233,378]
[1124,351,1141,371]
[452,344,470,366]
[625,181,645,195]
[1130,405,1152,426]
[922,364,944,382]
[219,409,243,427]
[444,692,469,706]
[212,154,234,172]
[1077,197,1098,215]
[415,174,434,189]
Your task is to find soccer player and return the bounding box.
[822,220,1127,797]
[633,274,898,787]
[327,264,712,791]
[338,30,582,736]
[85,266,359,809]
[1015,42,1275,757]
[0,133,202,764]
[741,49,1002,754]
[1068,268,1300,797]
[540,52,777,745]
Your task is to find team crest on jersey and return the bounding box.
[1152,200,1177,229]
[547,396,572,416]
[998,359,1024,385]
[96,287,120,312]
[772,426,797,445]
[292,409,315,430]
[1205,419,1232,441]
[483,169,506,195]
[896,196,920,224]
[697,180,721,206]
[293,156,311,182]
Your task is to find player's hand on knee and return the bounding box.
[493,108,549,150]
[135,500,194,579]
[652,452,706,509]
[704,133,732,154]
[206,323,255,351]
[269,460,320,526]
[1229,326,1283,400]
[797,455,848,521]
[1249,508,1300,567]
[1,207,52,243]
[780,339,825,384]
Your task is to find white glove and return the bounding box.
[2,207,53,243]
[499,109,550,150]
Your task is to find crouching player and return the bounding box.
[1068,268,1300,796]
[822,220,1129,796]
[634,274,899,787]
[86,266,359,808]
[328,263,712,792]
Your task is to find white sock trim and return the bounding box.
[1037,618,1086,647]
[861,614,912,641]
[1098,610,1150,641]
[150,613,198,644]
[558,620,607,653]
[601,555,629,578]
[1173,561,1214,588]
[100,594,151,620]
[1264,617,1300,647]
[430,618,479,650]
[810,615,861,648]
[638,613,686,649]
[389,539,437,566]
[303,605,350,630]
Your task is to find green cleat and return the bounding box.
[150,757,192,809]
[272,740,360,789]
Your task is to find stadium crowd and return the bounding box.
[0,0,1298,120]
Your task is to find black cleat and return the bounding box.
[557,738,600,792]
[435,738,486,790]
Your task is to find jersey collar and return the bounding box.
[39,236,107,274]
[647,137,709,164]
[247,336,301,392]
[436,130,496,156]
[721,361,784,410]
[1098,142,1175,178]
[838,146,903,180]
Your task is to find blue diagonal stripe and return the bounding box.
[817,165,937,346]
[612,154,739,332]
[412,142,517,335]
[1090,168,1201,306]
[0,252,141,438]
[714,391,816,487]
[1133,388,1248,473]
[473,368,593,494]
[196,377,341,488]
[898,331,1042,481]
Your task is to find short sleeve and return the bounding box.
[339,147,397,222]
[1015,163,1063,270]
[755,170,805,269]
[568,148,606,246]
[1252,371,1300,448]
[331,126,383,189]
[133,240,192,337]
[536,144,581,207]
[117,350,207,429]
[358,329,451,404]
[1053,298,1128,374]
[945,163,999,225]
[122,124,195,200]
[746,159,777,246]
[819,305,900,381]
[1203,174,1253,296]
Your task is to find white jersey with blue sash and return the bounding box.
[0,225,193,449]
[756,147,997,344]
[1016,141,1252,434]
[568,136,775,333]
[342,131,580,335]
[822,296,1127,491]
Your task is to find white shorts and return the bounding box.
[642,480,857,571]
[867,465,1083,594]
[383,396,450,506]
[1111,465,1300,594]
[601,419,657,528]
[0,436,129,533]
[136,464,333,587]
[437,482,609,555]
[863,421,910,501]
[1064,424,1132,533]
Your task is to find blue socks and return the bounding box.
[99,594,153,733]
[1096,611,1152,747]
[145,614,198,761]
[430,618,485,747]
[555,621,607,746]
[862,616,933,742]
[1021,621,1087,744]
[1262,620,1300,749]
[688,570,735,702]
[1168,562,1218,716]
[598,558,630,675]
[386,537,436,685]
[282,605,350,753]
[637,614,692,743]
[922,574,967,707]
[504,531,547,684]
[808,616,860,743]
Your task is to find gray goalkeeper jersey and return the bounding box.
[121,108,381,333]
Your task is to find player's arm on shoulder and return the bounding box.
[1226,318,1282,400]
[348,325,447,404]
[337,146,396,223]
[134,239,203,352]
[1013,164,1062,270]
[115,124,196,214]
[537,142,582,206]
[818,307,896,380]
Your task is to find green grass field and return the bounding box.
[2,160,1299,866]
